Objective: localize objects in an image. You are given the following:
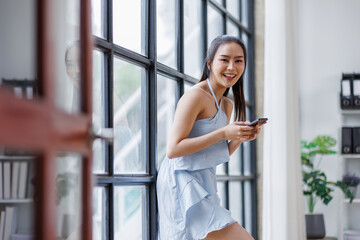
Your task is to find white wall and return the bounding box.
[296,0,360,238]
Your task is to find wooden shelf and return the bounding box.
[0,199,33,204]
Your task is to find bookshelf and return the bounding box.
[339,109,360,240]
[0,153,35,240]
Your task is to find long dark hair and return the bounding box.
[199,35,247,122]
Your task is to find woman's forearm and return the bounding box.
[167,128,226,159]
[228,139,243,156]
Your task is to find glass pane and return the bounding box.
[92,0,106,38]
[229,147,241,175]
[229,181,243,225]
[113,0,146,55]
[113,58,145,173]
[227,19,240,37]
[244,181,253,235]
[0,1,37,96]
[157,0,176,69]
[56,153,83,239]
[114,186,148,240]
[207,4,223,48]
[214,0,223,6]
[243,141,251,175]
[184,0,202,78]
[0,153,37,239]
[54,0,81,114]
[242,33,250,102]
[157,75,177,169]
[93,50,106,173]
[241,0,249,28]
[217,181,226,208]
[229,108,241,175]
[93,187,107,240]
[226,0,240,20]
[216,163,226,175]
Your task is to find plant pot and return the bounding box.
[305,213,326,239]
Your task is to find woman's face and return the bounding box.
[209,41,245,89]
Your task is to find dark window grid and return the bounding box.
[208,0,251,35]
[92,0,256,239]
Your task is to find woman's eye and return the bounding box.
[220,59,228,62]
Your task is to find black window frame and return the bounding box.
[92,0,256,239]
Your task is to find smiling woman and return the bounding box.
[157,35,261,240]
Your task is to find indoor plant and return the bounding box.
[342,173,360,197]
[301,135,354,238]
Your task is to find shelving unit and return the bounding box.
[0,153,36,237]
[339,109,360,240]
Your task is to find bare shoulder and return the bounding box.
[176,85,207,113]
[222,96,233,118]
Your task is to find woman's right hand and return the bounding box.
[223,121,256,141]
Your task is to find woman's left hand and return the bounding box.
[239,121,266,142]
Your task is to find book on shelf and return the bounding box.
[0,210,5,240]
[17,162,28,199]
[3,206,17,240]
[11,162,19,199]
[3,162,11,199]
[0,162,3,199]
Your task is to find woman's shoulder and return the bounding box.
[180,82,212,103]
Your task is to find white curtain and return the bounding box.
[262,0,306,239]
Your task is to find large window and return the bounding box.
[91,0,256,239]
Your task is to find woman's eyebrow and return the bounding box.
[219,54,244,58]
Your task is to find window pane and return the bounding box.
[113,0,146,55]
[114,186,148,240]
[113,58,145,173]
[207,4,223,48]
[243,141,251,175]
[226,0,240,20]
[216,163,226,175]
[54,0,81,114]
[184,0,202,78]
[56,153,83,239]
[92,0,106,38]
[214,0,223,6]
[229,147,241,175]
[217,181,227,208]
[227,19,240,37]
[241,1,249,28]
[93,187,107,240]
[242,33,250,102]
[157,75,177,168]
[93,50,106,173]
[244,181,253,235]
[157,0,176,69]
[229,181,243,225]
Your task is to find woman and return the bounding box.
[157,35,265,240]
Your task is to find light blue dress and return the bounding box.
[157,79,235,240]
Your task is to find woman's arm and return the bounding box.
[167,91,256,159]
[166,89,226,158]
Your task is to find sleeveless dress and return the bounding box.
[157,79,235,240]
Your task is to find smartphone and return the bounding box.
[247,118,268,126]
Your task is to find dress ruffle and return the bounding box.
[157,158,235,240]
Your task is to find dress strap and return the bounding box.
[206,79,221,109]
